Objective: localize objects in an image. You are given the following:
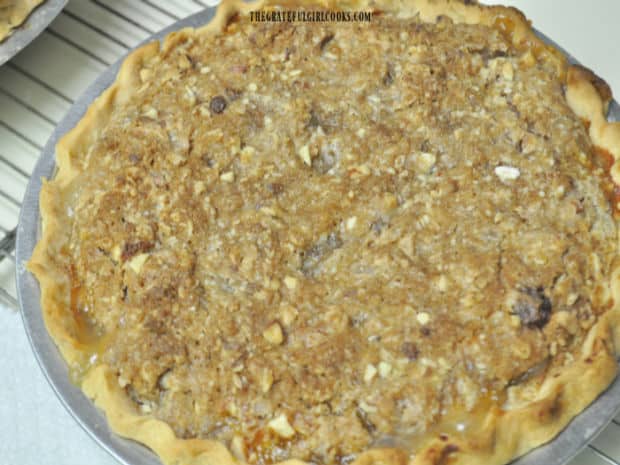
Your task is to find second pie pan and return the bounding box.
[15,6,620,465]
[0,0,67,66]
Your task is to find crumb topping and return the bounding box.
[63,11,616,465]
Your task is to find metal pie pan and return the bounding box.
[15,7,620,465]
[0,0,67,66]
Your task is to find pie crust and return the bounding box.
[0,0,45,42]
[28,1,620,465]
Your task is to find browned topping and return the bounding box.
[63,9,617,465]
[121,240,154,261]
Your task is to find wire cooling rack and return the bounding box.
[1,1,620,464]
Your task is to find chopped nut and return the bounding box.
[118,375,129,388]
[416,312,431,325]
[398,234,415,259]
[416,152,436,172]
[248,82,258,92]
[111,244,121,262]
[199,66,211,74]
[420,357,435,367]
[184,86,196,106]
[555,310,578,334]
[511,340,531,359]
[193,181,206,195]
[382,193,398,210]
[520,50,536,67]
[346,216,358,230]
[177,54,191,70]
[494,165,520,182]
[437,357,451,370]
[260,367,274,393]
[143,107,158,119]
[232,364,244,373]
[268,414,296,438]
[378,361,392,378]
[364,363,377,383]
[298,145,312,166]
[358,400,377,413]
[260,206,278,217]
[232,375,244,390]
[230,435,247,461]
[280,305,298,325]
[284,276,298,290]
[227,400,239,416]
[263,322,284,345]
[352,164,371,176]
[127,253,149,274]
[170,153,186,166]
[566,293,579,306]
[220,171,235,182]
[435,275,448,292]
[240,145,256,164]
[502,61,514,81]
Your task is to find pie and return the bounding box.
[0,0,45,42]
[28,0,620,464]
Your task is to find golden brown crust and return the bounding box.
[0,0,45,42]
[566,64,620,194]
[28,1,620,465]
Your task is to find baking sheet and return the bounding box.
[14,7,620,465]
[0,0,67,66]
